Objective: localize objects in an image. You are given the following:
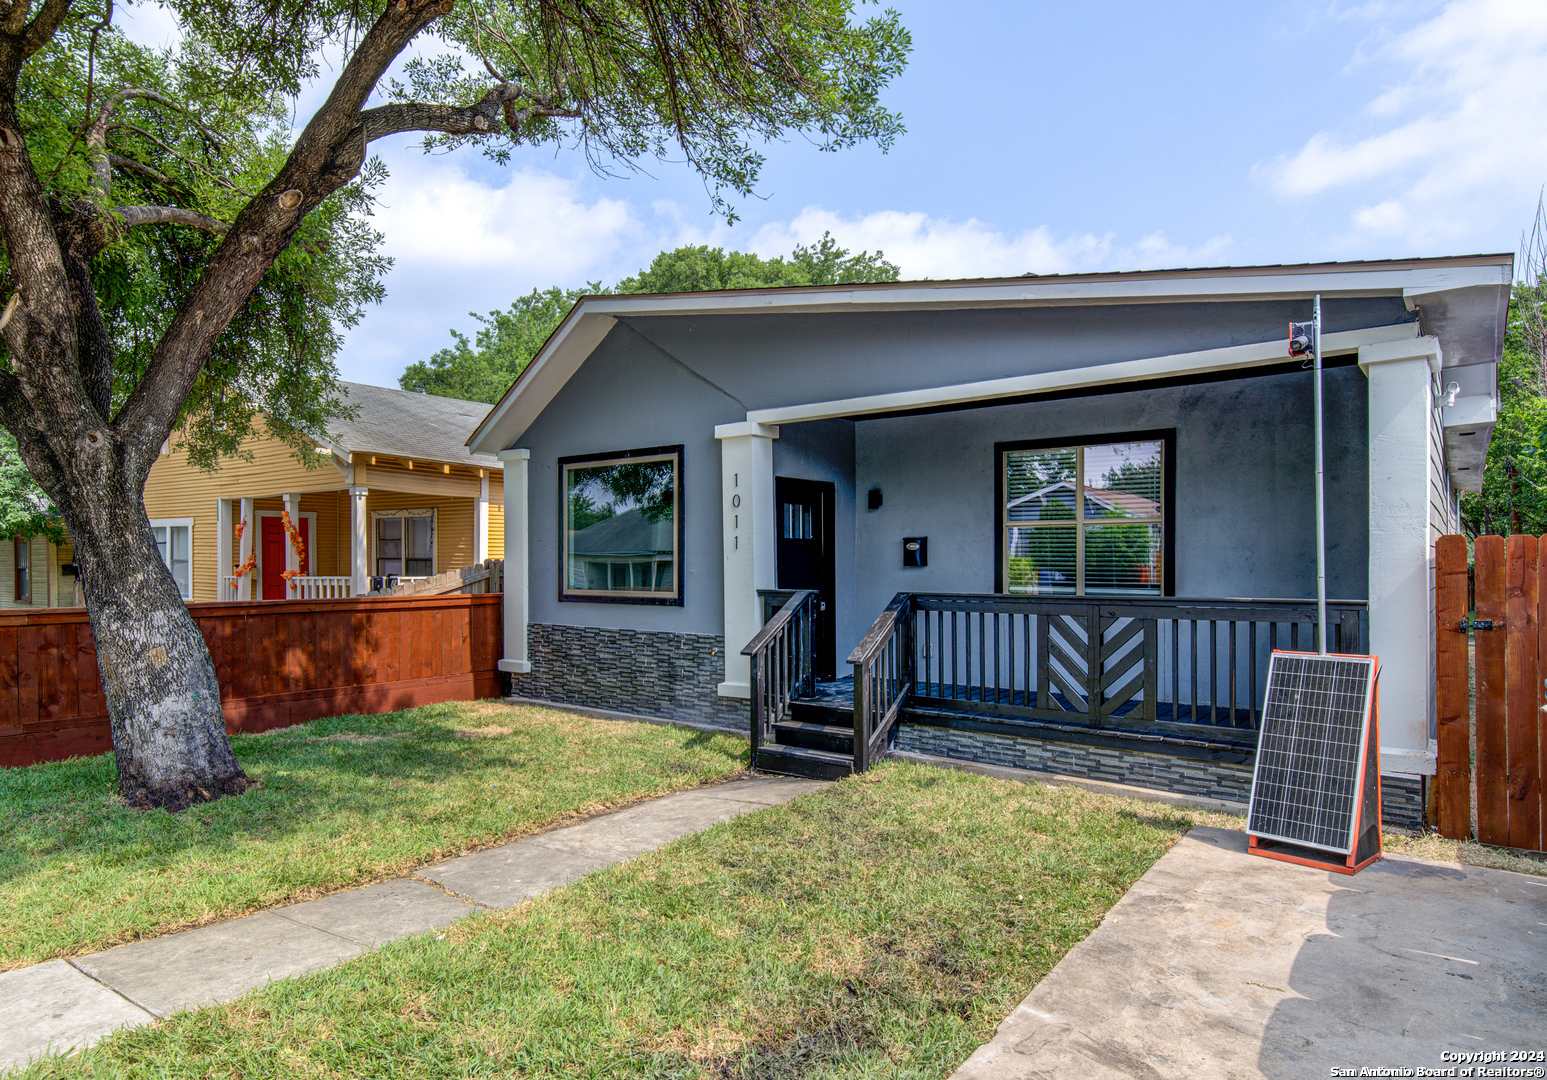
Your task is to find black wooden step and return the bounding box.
[773,719,854,755]
[788,698,853,728]
[753,744,854,780]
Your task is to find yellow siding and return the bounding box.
[488,473,505,557]
[140,423,501,599]
[0,537,67,608]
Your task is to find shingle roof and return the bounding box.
[328,382,499,469]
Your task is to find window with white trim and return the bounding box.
[1000,436,1167,596]
[372,509,435,578]
[150,518,193,598]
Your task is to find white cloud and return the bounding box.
[1258,0,1547,248]
[749,206,1232,279]
[370,157,634,277]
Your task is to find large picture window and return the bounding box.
[560,446,682,604]
[999,434,1170,596]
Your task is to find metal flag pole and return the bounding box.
[1313,294,1328,654]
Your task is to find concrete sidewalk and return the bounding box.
[0,775,825,1074]
[952,826,1547,1079]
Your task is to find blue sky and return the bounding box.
[122,0,1547,389]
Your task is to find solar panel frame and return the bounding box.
[1247,651,1378,855]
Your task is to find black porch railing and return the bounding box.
[742,590,819,759]
[906,593,1367,736]
[745,590,1368,776]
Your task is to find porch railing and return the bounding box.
[905,593,1367,738]
[286,576,353,600]
[742,590,818,758]
[849,593,914,772]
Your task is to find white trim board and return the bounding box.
[747,323,1419,426]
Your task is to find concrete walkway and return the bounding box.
[952,826,1547,1079]
[0,775,825,1074]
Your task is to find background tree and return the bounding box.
[401,233,900,401]
[0,0,909,809]
[1461,198,1547,537]
[0,432,61,543]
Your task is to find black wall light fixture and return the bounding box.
[868,488,883,510]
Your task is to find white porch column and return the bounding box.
[1360,335,1443,778]
[475,469,490,563]
[715,422,779,698]
[349,486,370,596]
[282,492,301,592]
[237,496,254,600]
[496,449,530,674]
[215,498,233,599]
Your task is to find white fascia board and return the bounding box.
[468,312,616,455]
[747,323,1419,426]
[462,259,1507,454]
[564,263,1510,317]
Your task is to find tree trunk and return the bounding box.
[67,474,248,811]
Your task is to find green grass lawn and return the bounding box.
[19,762,1195,1080]
[0,701,748,971]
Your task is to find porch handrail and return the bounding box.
[848,592,914,772]
[741,589,819,759]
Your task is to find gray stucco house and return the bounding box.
[468,255,1511,828]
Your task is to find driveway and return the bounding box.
[954,826,1547,1079]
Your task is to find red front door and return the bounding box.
[260,515,309,599]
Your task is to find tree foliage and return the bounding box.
[1460,200,1547,538]
[400,232,900,401]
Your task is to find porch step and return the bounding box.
[773,719,854,756]
[787,698,853,728]
[753,744,855,781]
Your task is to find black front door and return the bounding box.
[775,477,837,680]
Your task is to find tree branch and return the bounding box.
[112,0,449,471]
[356,85,579,143]
[114,204,229,236]
[107,152,176,190]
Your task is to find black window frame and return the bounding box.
[557,443,685,607]
[994,429,1176,597]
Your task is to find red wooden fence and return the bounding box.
[1435,535,1545,850]
[0,594,504,768]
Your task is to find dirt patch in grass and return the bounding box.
[305,733,391,745]
[454,724,515,738]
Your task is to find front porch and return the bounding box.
[210,466,496,601]
[746,589,1368,782]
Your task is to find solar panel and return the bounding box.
[1248,651,1381,873]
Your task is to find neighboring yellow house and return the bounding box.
[0,534,77,608]
[144,382,505,602]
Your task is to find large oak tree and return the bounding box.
[0,0,908,809]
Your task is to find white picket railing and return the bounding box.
[287,576,352,599]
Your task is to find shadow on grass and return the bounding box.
[0,702,747,892]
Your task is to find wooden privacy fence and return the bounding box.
[1435,535,1546,850]
[0,594,504,768]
